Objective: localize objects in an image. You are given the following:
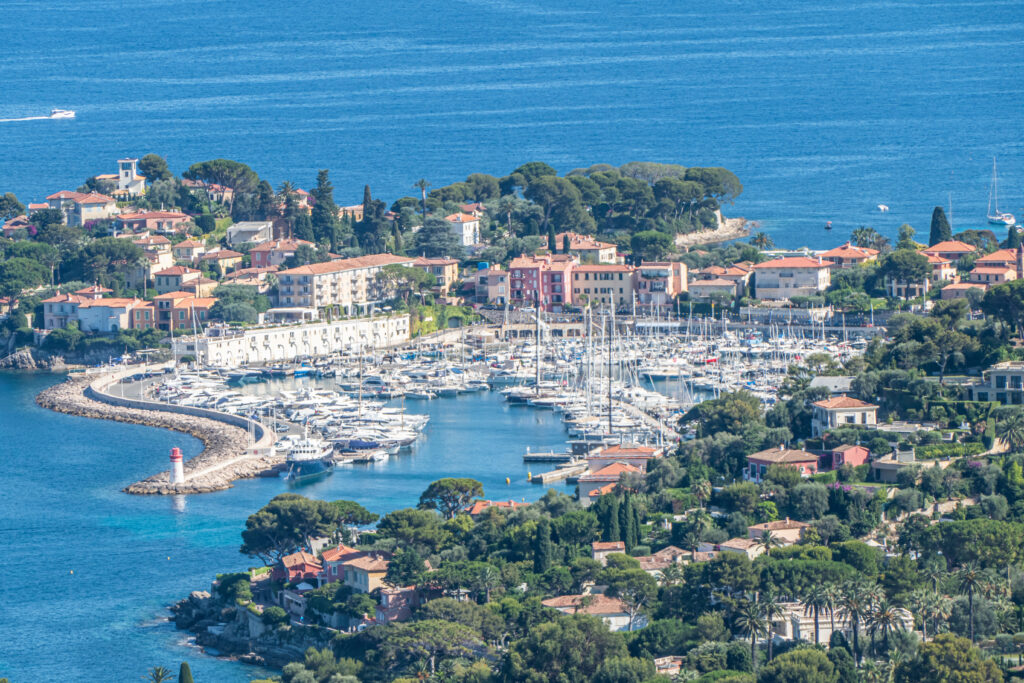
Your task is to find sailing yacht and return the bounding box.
[988,158,1016,226]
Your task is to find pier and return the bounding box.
[530,461,588,485]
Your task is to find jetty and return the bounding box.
[36,367,279,494]
[530,461,588,485]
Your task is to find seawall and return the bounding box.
[36,369,280,494]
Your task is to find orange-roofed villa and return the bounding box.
[751,256,831,300]
[811,395,878,436]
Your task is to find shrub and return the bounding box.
[915,442,986,460]
[262,605,288,628]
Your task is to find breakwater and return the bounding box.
[36,371,280,494]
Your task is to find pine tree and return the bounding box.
[929,206,952,246]
[178,662,194,683]
[547,225,557,252]
[533,518,553,573]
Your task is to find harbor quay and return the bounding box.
[170,315,410,369]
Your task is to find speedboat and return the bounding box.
[50,109,75,119]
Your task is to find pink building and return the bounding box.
[508,253,574,311]
[249,238,315,268]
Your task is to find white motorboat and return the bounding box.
[49,109,75,119]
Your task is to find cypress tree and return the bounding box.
[533,517,553,573]
[1007,226,1022,250]
[178,662,194,683]
[620,494,637,551]
[294,213,314,242]
[600,495,621,542]
[562,233,571,254]
[547,224,557,252]
[929,206,952,246]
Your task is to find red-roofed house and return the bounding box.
[154,265,201,294]
[342,553,390,593]
[201,249,244,275]
[922,240,977,263]
[578,462,643,506]
[969,265,1016,286]
[115,211,191,234]
[752,257,831,300]
[320,545,364,583]
[591,541,627,565]
[465,500,529,517]
[75,284,112,300]
[746,447,820,482]
[41,292,86,330]
[172,238,207,263]
[811,395,878,436]
[445,213,481,246]
[747,518,810,545]
[820,243,879,268]
[249,238,315,269]
[542,594,644,631]
[272,551,323,583]
[46,191,119,226]
[586,444,663,473]
[924,253,958,284]
[554,231,618,264]
[688,277,740,299]
[76,297,144,332]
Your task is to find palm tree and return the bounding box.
[921,564,947,593]
[839,579,876,664]
[867,599,906,654]
[660,562,685,587]
[957,562,985,642]
[693,479,712,509]
[413,179,431,219]
[497,195,517,237]
[750,232,774,250]
[760,591,786,661]
[734,599,768,671]
[473,565,500,603]
[996,413,1024,453]
[823,582,841,638]
[860,660,886,683]
[143,666,175,683]
[852,226,879,249]
[803,584,831,645]
[755,530,783,556]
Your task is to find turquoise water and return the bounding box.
[1,0,1022,246]
[0,372,571,681]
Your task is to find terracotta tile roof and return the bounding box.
[748,519,810,531]
[321,545,362,563]
[923,240,977,254]
[77,297,140,308]
[281,551,322,570]
[118,211,190,220]
[27,202,48,211]
[584,462,643,479]
[976,248,1018,265]
[152,291,195,300]
[445,213,479,223]
[75,285,112,294]
[46,190,116,204]
[752,256,828,269]
[600,445,660,457]
[278,253,413,276]
[721,537,760,550]
[175,239,205,248]
[542,594,629,616]
[345,554,390,573]
[42,293,86,304]
[592,541,626,552]
[747,447,819,464]
[689,278,737,288]
[924,253,951,264]
[943,282,986,290]
[154,265,200,276]
[970,266,1014,275]
[202,249,243,260]
[812,395,878,409]
[413,256,460,266]
[588,482,618,497]
[249,238,313,252]
[820,242,879,259]
[465,500,529,515]
[555,231,616,251]
[133,235,171,246]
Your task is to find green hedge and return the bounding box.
[915,442,987,460]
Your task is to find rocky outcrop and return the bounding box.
[0,347,67,371]
[36,375,283,494]
[171,591,333,669]
[675,213,750,248]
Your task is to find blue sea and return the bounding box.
[0,372,572,681]
[1,0,1022,247]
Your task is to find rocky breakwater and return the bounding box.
[36,375,282,494]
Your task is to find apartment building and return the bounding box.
[751,256,831,300]
[276,253,414,315]
[572,264,636,310]
[508,254,573,311]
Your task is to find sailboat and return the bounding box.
[988,158,1016,226]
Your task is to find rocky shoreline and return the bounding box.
[36,375,282,494]
[172,591,331,669]
[675,213,750,248]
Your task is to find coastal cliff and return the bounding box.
[0,347,68,371]
[36,375,282,494]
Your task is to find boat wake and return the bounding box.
[0,116,53,122]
